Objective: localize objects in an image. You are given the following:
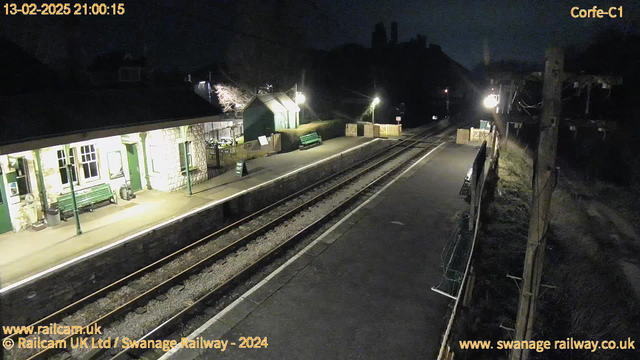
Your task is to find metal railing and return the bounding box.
[437,128,500,360]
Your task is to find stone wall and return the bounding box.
[1,139,391,326]
[146,125,207,192]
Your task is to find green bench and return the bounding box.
[299,132,322,150]
[57,183,117,220]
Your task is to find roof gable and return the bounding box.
[245,92,299,114]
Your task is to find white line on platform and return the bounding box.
[0,139,380,294]
[160,141,446,359]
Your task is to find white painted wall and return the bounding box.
[1,124,207,232]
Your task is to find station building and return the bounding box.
[0,87,221,234]
[242,93,300,141]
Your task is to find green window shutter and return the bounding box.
[179,143,186,171]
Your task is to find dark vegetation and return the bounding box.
[451,141,640,360]
[277,120,345,152]
[451,28,640,360]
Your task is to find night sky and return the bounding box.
[2,0,639,71]
[310,0,639,68]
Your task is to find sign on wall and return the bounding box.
[8,182,18,197]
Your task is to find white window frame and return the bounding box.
[80,144,100,182]
[14,157,32,197]
[57,148,79,186]
[179,142,193,172]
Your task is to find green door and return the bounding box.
[125,144,142,192]
[0,166,14,234]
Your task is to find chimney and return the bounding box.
[390,22,398,45]
[371,22,387,48]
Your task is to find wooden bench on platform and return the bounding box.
[57,183,117,220]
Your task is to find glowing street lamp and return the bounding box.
[444,87,450,114]
[483,94,499,109]
[295,92,306,104]
[371,96,380,124]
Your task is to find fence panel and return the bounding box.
[456,129,470,144]
[345,123,358,137]
[205,134,280,177]
[377,124,402,137]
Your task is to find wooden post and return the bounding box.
[469,142,487,231]
[469,163,477,232]
[511,48,564,360]
[64,144,82,235]
[505,122,510,151]
[585,82,591,115]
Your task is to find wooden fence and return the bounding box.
[378,124,402,137]
[470,127,492,142]
[206,134,281,178]
[363,123,401,138]
[456,129,470,144]
[345,123,357,137]
[364,123,380,138]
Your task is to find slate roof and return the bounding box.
[245,93,299,114]
[87,51,145,72]
[0,86,221,147]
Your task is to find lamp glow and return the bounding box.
[483,94,498,108]
[296,93,306,104]
[372,97,380,106]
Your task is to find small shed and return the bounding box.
[242,93,299,141]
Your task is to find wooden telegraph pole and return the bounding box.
[511,48,564,360]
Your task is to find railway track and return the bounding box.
[4,123,456,360]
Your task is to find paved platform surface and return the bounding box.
[0,136,376,288]
[170,142,478,360]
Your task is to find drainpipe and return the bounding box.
[34,149,48,212]
[181,126,192,196]
[140,132,152,190]
[64,144,82,235]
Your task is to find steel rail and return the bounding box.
[3,125,435,346]
[20,126,443,360]
[110,127,454,360]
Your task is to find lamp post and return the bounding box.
[295,92,305,128]
[444,88,450,114]
[64,144,82,235]
[371,97,380,124]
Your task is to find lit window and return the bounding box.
[57,148,78,185]
[15,157,31,196]
[178,142,193,171]
[80,144,100,180]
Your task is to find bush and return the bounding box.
[277,119,347,152]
